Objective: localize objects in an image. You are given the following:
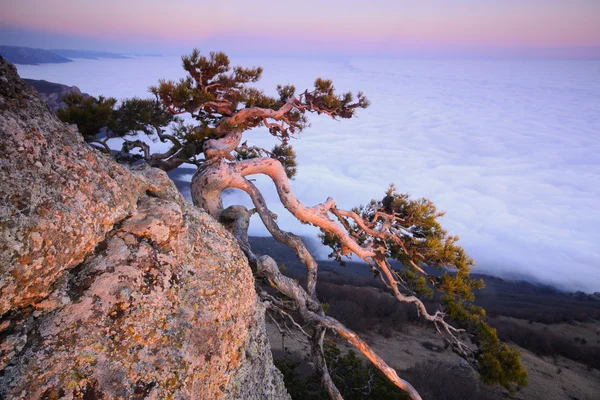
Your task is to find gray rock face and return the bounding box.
[24,78,89,113]
[1,58,146,316]
[0,57,289,399]
[225,302,291,399]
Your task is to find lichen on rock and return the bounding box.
[0,56,289,399]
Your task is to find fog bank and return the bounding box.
[16,55,600,292]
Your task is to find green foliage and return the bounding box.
[444,295,528,390]
[150,50,278,129]
[57,93,194,169]
[150,48,367,143]
[320,184,528,390]
[234,142,298,179]
[275,358,327,400]
[277,84,296,102]
[57,93,178,145]
[271,143,298,179]
[397,267,433,297]
[307,78,370,119]
[112,97,176,137]
[275,342,409,400]
[319,229,347,266]
[58,49,367,172]
[57,93,116,138]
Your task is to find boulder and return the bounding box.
[0,56,288,399]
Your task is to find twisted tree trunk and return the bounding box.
[191,158,424,400]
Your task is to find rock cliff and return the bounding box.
[0,56,288,399]
[24,79,89,113]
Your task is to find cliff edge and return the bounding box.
[24,78,89,113]
[0,56,288,399]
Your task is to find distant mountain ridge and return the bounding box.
[48,49,130,60]
[0,45,71,65]
[0,45,131,65]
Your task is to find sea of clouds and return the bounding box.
[16,54,600,292]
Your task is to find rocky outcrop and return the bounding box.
[0,57,288,399]
[24,78,89,113]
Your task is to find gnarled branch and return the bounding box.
[217,203,421,400]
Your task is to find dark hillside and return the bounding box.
[249,236,600,324]
[252,235,600,384]
[48,49,129,59]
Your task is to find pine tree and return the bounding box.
[59,49,527,399]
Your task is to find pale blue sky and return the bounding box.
[1,1,599,56]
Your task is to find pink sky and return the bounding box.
[1,0,599,56]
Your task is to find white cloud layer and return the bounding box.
[16,55,600,292]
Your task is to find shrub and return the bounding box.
[275,342,410,400]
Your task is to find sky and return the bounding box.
[1,0,600,57]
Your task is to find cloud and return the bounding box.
[15,54,600,292]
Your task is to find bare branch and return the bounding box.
[257,255,422,400]
[122,139,150,159]
[192,156,475,363]
[214,200,422,400]
[87,138,111,154]
[373,258,473,359]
